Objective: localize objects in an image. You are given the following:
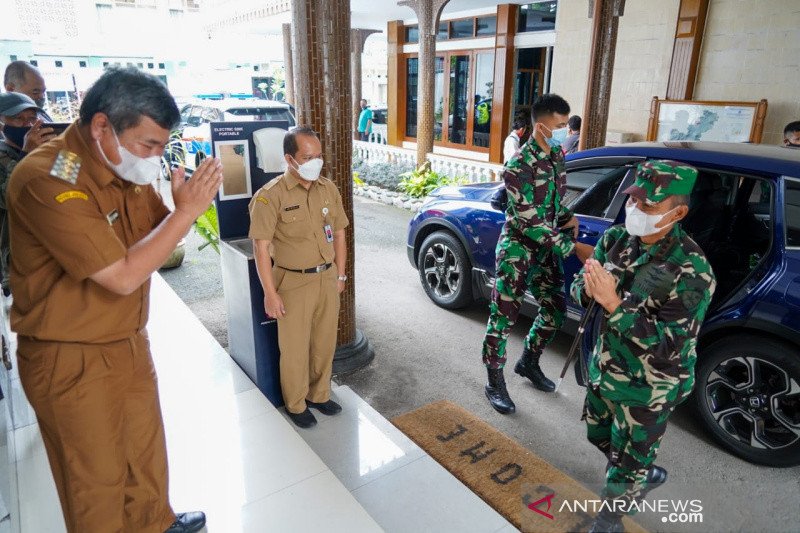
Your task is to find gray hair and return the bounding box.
[3,61,39,88]
[79,67,180,132]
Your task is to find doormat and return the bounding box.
[392,401,647,533]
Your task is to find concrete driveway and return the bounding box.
[163,195,800,532]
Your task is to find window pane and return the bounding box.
[786,179,800,247]
[434,57,445,141]
[450,19,474,39]
[437,22,448,41]
[517,47,542,70]
[405,25,419,44]
[518,1,558,33]
[406,58,419,138]
[476,16,497,36]
[514,72,532,106]
[472,52,494,148]
[448,55,470,145]
[567,167,628,218]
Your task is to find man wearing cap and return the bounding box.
[249,125,349,429]
[0,92,55,293]
[570,160,716,532]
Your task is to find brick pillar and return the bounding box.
[579,0,625,150]
[282,23,295,105]
[291,0,373,370]
[398,0,450,166]
[351,29,380,139]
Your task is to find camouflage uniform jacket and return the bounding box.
[571,224,716,408]
[0,141,24,281]
[502,139,575,258]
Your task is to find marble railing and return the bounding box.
[353,140,504,183]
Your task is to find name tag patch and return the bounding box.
[106,210,119,225]
[55,190,88,203]
[284,205,300,211]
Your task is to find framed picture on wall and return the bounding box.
[647,97,768,143]
[215,139,252,200]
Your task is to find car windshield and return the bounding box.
[224,107,294,123]
[564,166,629,217]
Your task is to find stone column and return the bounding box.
[351,29,380,139]
[579,0,625,150]
[291,0,373,371]
[398,0,450,166]
[282,23,295,105]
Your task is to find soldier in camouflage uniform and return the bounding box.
[482,94,594,414]
[0,92,53,293]
[570,160,716,533]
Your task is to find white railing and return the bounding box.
[369,125,388,144]
[427,153,503,183]
[353,140,505,184]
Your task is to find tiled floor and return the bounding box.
[2,275,516,532]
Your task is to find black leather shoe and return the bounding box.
[287,408,317,428]
[165,511,206,533]
[485,368,516,414]
[639,465,668,500]
[307,399,342,416]
[514,348,555,392]
[588,508,624,533]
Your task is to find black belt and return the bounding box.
[281,263,332,274]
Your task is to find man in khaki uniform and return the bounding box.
[249,126,349,429]
[7,67,222,533]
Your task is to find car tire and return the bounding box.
[417,231,473,309]
[692,334,800,467]
[194,150,206,169]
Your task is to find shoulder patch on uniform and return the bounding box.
[49,150,81,184]
[681,290,703,311]
[256,196,269,206]
[55,190,88,203]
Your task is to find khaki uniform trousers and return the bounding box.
[16,332,175,533]
[275,266,340,414]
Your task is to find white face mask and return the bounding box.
[292,157,323,182]
[625,203,677,237]
[97,127,162,185]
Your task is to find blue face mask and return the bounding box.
[547,127,568,149]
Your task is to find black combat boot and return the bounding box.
[485,368,516,414]
[514,348,556,392]
[639,465,668,500]
[588,507,624,533]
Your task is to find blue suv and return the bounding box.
[407,142,800,467]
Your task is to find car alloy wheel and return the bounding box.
[705,355,800,451]
[423,242,462,299]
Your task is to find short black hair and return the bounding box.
[284,126,320,157]
[512,112,530,131]
[568,115,582,131]
[79,67,180,132]
[784,121,800,138]
[531,93,570,122]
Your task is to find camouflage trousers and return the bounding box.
[482,232,565,369]
[583,385,673,513]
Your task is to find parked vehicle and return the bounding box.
[176,97,296,173]
[407,142,800,467]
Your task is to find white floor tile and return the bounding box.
[291,386,426,490]
[16,452,65,533]
[240,470,383,533]
[10,424,44,463]
[352,456,511,533]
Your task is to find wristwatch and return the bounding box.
[337,275,348,282]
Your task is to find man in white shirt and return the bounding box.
[503,113,531,163]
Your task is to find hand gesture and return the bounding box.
[264,291,286,319]
[561,215,579,240]
[583,258,622,313]
[22,119,55,152]
[171,157,223,220]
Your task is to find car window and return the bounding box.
[785,179,800,247]
[179,105,192,123]
[225,107,294,124]
[201,107,221,122]
[566,167,628,218]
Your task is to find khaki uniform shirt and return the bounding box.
[248,172,349,270]
[7,123,170,343]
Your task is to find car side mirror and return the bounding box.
[490,188,507,211]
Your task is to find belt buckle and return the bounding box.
[315,264,324,273]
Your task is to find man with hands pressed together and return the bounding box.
[249,126,349,429]
[570,161,716,533]
[7,68,222,533]
[482,93,594,415]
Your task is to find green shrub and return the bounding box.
[194,203,220,254]
[398,162,467,199]
[352,159,414,191]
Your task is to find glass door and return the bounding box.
[448,55,470,145]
